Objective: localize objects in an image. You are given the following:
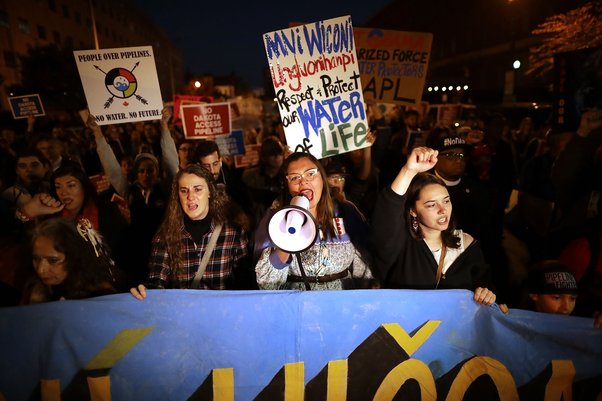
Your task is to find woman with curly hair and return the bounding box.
[130,164,253,299]
[23,217,118,304]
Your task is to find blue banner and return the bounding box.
[0,290,600,401]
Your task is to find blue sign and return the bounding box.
[8,94,45,119]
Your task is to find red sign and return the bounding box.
[180,102,231,139]
[172,94,213,123]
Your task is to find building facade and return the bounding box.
[0,0,183,113]
[365,0,590,107]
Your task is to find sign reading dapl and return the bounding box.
[73,46,163,126]
[8,94,45,118]
[355,28,432,106]
[0,290,600,401]
[263,15,369,159]
[180,102,232,139]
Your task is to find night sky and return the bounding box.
[132,0,393,88]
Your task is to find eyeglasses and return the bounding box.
[327,175,346,183]
[441,152,465,159]
[285,168,319,184]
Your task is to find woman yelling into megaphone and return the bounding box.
[254,152,375,290]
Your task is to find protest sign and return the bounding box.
[214,130,245,156]
[180,102,232,139]
[73,46,163,126]
[8,94,45,118]
[263,15,369,159]
[172,94,213,123]
[234,143,261,168]
[355,28,432,106]
[0,290,600,401]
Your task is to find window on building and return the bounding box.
[0,10,8,28]
[37,25,46,39]
[62,5,69,19]
[18,18,30,34]
[53,30,60,44]
[48,0,56,12]
[4,51,16,67]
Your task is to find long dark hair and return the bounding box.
[279,152,337,239]
[404,172,460,249]
[31,217,116,299]
[51,161,97,213]
[155,164,229,273]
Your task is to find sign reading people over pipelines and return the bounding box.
[263,15,369,159]
[73,46,163,126]
[1,290,601,401]
[8,94,45,118]
[180,102,232,139]
[355,28,432,106]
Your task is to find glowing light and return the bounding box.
[454,122,460,127]
[442,87,447,92]
[463,85,468,90]
[513,60,521,69]
[428,87,433,92]
[434,86,439,91]
[456,86,461,91]
[194,81,202,88]
[448,86,453,91]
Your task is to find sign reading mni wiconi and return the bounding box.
[73,46,163,126]
[263,15,369,159]
[354,28,432,106]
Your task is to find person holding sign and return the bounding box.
[370,147,497,305]
[254,152,374,290]
[130,164,254,298]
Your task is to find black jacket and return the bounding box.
[370,187,493,290]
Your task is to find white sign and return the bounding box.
[263,16,369,159]
[73,46,163,125]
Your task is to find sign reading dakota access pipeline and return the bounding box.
[0,290,601,401]
[263,16,369,159]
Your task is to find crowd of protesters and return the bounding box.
[0,101,600,327]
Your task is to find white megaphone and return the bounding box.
[267,195,318,253]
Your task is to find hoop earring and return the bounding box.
[411,215,419,233]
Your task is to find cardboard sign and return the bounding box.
[355,28,432,106]
[180,102,232,139]
[73,46,163,125]
[8,94,45,118]
[263,15,369,159]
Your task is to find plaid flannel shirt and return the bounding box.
[146,219,249,290]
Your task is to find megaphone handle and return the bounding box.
[295,253,312,291]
